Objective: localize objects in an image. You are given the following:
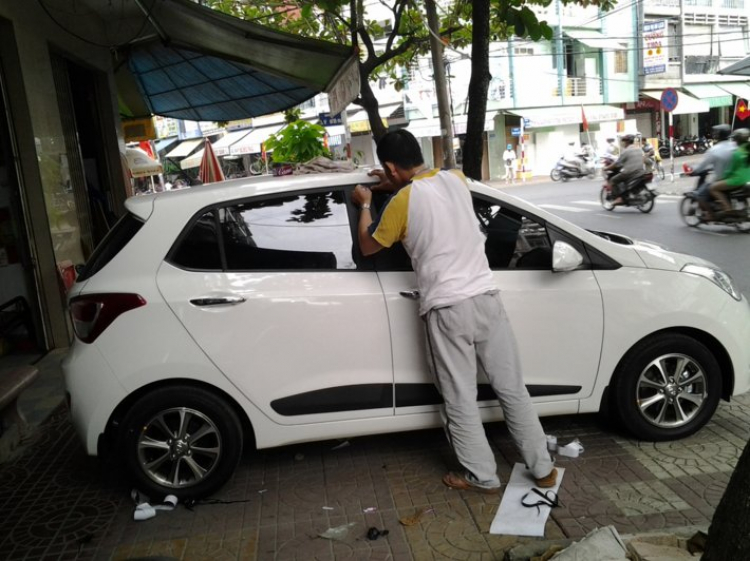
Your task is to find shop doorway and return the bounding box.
[50,53,117,259]
[0,58,43,361]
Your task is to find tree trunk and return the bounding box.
[425,0,455,169]
[703,437,750,560]
[359,67,388,143]
[462,0,491,180]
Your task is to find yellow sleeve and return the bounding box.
[371,186,410,248]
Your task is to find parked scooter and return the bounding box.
[600,168,657,213]
[550,153,596,182]
[679,165,750,232]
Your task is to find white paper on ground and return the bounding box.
[489,463,565,537]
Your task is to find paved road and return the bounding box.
[492,172,750,298]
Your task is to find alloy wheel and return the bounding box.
[136,407,222,489]
[636,353,707,429]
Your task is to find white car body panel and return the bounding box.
[156,265,395,425]
[61,171,750,458]
[378,268,603,418]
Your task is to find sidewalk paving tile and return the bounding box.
[1,388,748,558]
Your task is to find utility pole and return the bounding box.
[425,0,456,169]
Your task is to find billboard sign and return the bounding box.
[643,20,668,75]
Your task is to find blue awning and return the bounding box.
[114,0,358,121]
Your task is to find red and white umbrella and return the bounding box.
[198,139,225,184]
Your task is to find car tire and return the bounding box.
[610,333,721,441]
[120,385,243,499]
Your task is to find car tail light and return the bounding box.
[69,293,146,344]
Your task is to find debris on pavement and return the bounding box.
[331,440,350,450]
[363,506,377,513]
[366,527,389,541]
[318,522,356,541]
[399,507,434,526]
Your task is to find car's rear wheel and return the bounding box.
[120,386,243,499]
[610,333,721,441]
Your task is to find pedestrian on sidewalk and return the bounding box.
[351,130,556,494]
[502,144,517,184]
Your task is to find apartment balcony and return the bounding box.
[553,76,603,98]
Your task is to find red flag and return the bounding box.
[581,106,589,131]
[736,99,750,121]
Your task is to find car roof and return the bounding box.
[126,171,379,220]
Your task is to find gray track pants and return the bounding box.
[424,291,553,489]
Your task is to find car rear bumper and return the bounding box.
[62,340,127,456]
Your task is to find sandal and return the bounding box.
[442,472,501,494]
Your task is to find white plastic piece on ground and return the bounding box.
[133,503,157,521]
[556,439,585,458]
[490,463,565,537]
[318,521,357,541]
[548,525,629,560]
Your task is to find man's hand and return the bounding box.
[352,184,373,207]
[367,169,396,193]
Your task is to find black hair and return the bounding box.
[376,130,425,169]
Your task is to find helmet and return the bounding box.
[712,124,731,140]
[621,134,635,144]
[712,124,731,141]
[507,144,513,150]
[606,138,615,142]
[732,128,750,144]
[642,144,654,154]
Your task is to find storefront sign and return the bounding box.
[319,112,343,126]
[643,21,668,75]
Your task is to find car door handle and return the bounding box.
[190,296,246,307]
[399,290,420,300]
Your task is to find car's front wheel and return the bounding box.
[610,333,721,441]
[120,386,243,499]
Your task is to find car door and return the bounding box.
[156,188,394,426]
[378,192,604,418]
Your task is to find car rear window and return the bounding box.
[76,212,144,282]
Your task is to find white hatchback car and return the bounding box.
[63,172,750,499]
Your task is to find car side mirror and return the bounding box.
[552,241,583,272]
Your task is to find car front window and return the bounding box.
[473,196,552,270]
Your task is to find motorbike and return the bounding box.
[658,138,684,159]
[696,136,712,154]
[679,166,750,232]
[550,154,596,182]
[600,168,657,213]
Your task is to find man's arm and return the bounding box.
[352,185,384,256]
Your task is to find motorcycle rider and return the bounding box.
[605,134,645,205]
[708,128,750,217]
[605,137,620,158]
[642,142,658,174]
[689,124,735,219]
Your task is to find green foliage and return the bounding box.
[284,107,302,124]
[204,0,615,93]
[264,120,331,164]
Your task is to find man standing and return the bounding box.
[502,144,517,184]
[351,130,556,493]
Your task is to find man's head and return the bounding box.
[607,138,615,143]
[712,124,731,142]
[376,130,425,187]
[732,128,750,146]
[621,134,635,147]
